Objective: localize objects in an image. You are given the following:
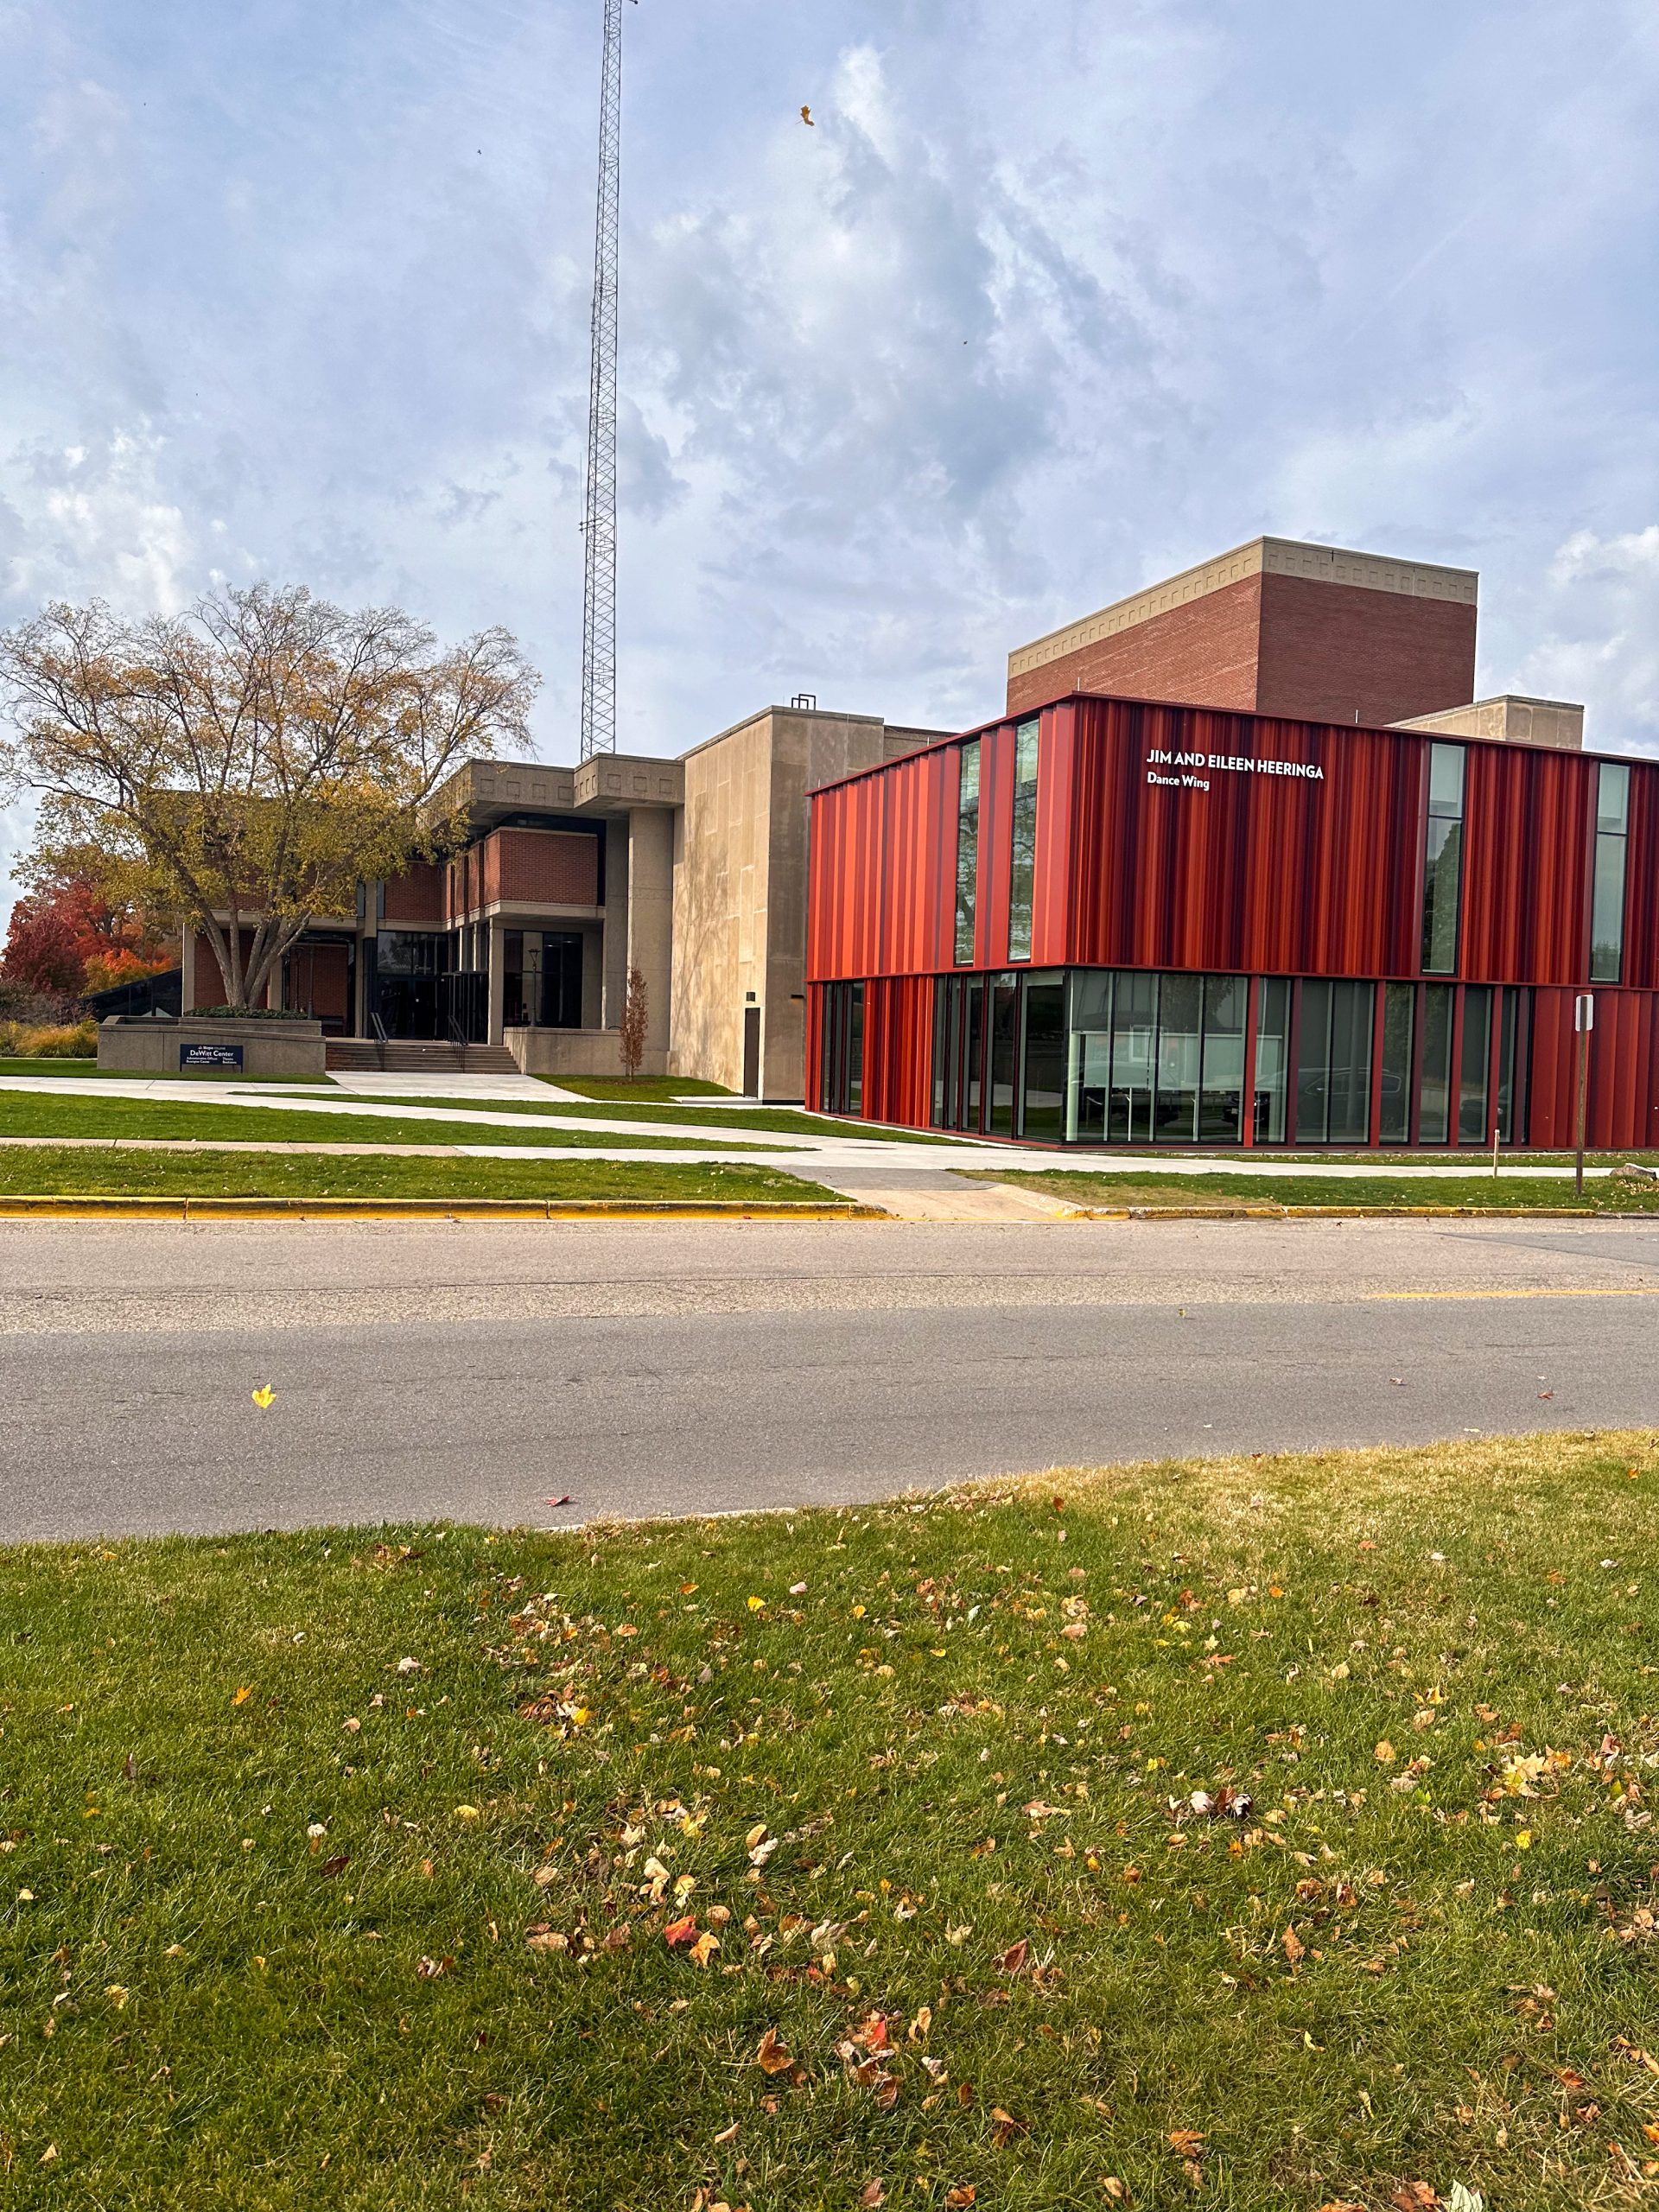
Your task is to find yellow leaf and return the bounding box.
[105,1985,129,2009]
[690,1930,721,1967]
[747,1596,766,1612]
[232,1687,253,1707]
[454,1805,481,1823]
[251,1385,275,1409]
[1516,1830,1532,1849]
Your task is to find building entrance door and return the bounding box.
[742,1005,761,1096]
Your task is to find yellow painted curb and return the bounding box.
[1073,1204,1625,1222]
[0,1195,878,1223]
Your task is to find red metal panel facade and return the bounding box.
[805,689,1659,1148]
[1460,744,1591,985]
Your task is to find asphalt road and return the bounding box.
[3,1217,1656,1541]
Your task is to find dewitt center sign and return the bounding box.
[1146,747,1325,792]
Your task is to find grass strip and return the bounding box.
[3,1433,1659,2209]
[0,1147,835,1203]
[0,1093,779,1154]
[359,1096,955,1144]
[986,1167,1659,1214]
[549,1075,734,1100]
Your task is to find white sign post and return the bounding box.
[1574,993,1595,1198]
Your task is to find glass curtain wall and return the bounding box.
[819,982,865,1116]
[1591,762,1630,982]
[1380,983,1414,1144]
[1253,980,1290,1142]
[1007,720,1039,962]
[954,741,980,966]
[1296,981,1375,1144]
[1422,743,1465,976]
[1418,983,1455,1143]
[932,968,1528,1149]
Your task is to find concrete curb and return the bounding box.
[0,1195,880,1223]
[1072,1203,1638,1221]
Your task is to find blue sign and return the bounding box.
[181,1041,244,1070]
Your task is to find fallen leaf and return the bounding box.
[1282,1925,1306,1967]
[232,1687,252,1707]
[544,1495,572,1509]
[997,1938,1031,1976]
[524,1930,569,1954]
[991,2107,1027,2147]
[755,2028,794,2075]
[251,1385,275,1409]
[713,2120,740,2146]
[690,1930,721,1967]
[454,1805,480,1824]
[319,1854,350,1878]
[859,2186,885,2208]
[1167,2131,1205,2158]
[1099,2184,1133,2205]
[664,1916,698,1948]
[944,2190,976,2208]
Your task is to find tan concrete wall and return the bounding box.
[505,1027,667,1080]
[99,1015,327,1077]
[1393,695,1586,749]
[626,808,675,1054]
[669,708,916,1097]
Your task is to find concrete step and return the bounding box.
[460,1045,519,1075]
[325,1040,382,1071]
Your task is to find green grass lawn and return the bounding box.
[0,1148,839,1204]
[5,1432,1659,2209]
[0,1092,779,1154]
[550,1076,734,1100]
[363,1096,957,1145]
[987,1167,1659,1214]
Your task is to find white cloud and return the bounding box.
[4,0,1659,918]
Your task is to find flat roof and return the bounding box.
[1007,536,1481,684]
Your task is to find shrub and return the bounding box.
[0,1018,98,1058]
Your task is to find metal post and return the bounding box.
[1574,992,1593,1198]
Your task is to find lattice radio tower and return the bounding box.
[580,0,628,760]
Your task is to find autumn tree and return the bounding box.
[1,896,85,999]
[619,963,649,1081]
[0,586,537,1012]
[4,849,174,994]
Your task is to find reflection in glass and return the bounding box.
[1380,983,1414,1145]
[1007,721,1039,963]
[1020,976,1065,1139]
[1421,742,1465,976]
[954,742,980,967]
[1592,762,1630,983]
[1419,982,1453,1143]
[988,976,1019,1135]
[1459,985,1491,1143]
[1198,976,1246,1141]
[1253,979,1290,1142]
[1327,982,1374,1143]
[1156,974,1203,1140]
[1065,972,1112,1143]
[1109,971,1158,1142]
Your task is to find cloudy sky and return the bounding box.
[3,0,1659,911]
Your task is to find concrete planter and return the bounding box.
[99,1014,327,1078]
[505,1026,667,1080]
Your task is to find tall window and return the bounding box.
[1591,761,1630,982]
[954,741,981,966]
[1421,742,1465,975]
[1007,719,1039,961]
[1296,980,1375,1144]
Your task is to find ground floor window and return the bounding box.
[820,982,865,1116]
[911,969,1535,1148]
[505,930,583,1029]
